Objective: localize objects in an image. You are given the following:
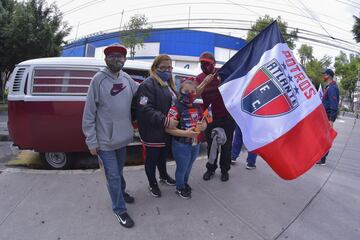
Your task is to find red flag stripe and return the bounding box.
[254,105,337,180]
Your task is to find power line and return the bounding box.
[146,18,359,48]
[63,0,105,16]
[297,0,334,39]
[76,1,351,36]
[59,0,74,8]
[225,0,261,17]
[335,0,360,10]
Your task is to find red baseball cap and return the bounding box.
[199,52,215,63]
[104,43,127,56]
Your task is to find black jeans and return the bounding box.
[145,146,169,187]
[321,151,329,162]
[205,115,236,174]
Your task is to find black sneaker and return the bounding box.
[123,192,135,204]
[246,163,256,170]
[203,170,214,181]
[115,212,134,228]
[175,188,191,199]
[148,185,161,197]
[316,160,326,166]
[185,183,192,193]
[159,176,176,186]
[221,172,229,182]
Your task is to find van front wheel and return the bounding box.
[40,152,72,170]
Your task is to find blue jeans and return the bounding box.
[231,125,257,165]
[98,148,127,215]
[172,139,200,189]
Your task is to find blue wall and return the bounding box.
[62,29,246,58]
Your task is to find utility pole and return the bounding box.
[75,21,80,40]
[356,68,360,117]
[119,10,124,31]
[188,6,191,28]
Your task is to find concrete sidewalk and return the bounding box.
[0,116,359,240]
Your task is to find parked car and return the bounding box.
[7,57,197,169]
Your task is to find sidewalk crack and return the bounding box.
[0,185,34,227]
[273,118,356,240]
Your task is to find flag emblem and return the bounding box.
[242,59,299,117]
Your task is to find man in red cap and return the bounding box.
[103,43,128,73]
[195,52,236,182]
[82,43,139,228]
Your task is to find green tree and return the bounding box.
[302,55,332,89]
[0,0,70,102]
[298,44,314,65]
[352,14,360,43]
[319,55,332,68]
[304,59,324,89]
[121,14,152,58]
[334,52,360,111]
[247,15,298,49]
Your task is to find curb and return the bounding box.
[0,134,11,142]
[1,156,206,175]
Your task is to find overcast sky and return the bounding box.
[51,0,360,63]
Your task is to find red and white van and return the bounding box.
[7,57,197,169]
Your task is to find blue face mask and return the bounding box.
[156,70,171,82]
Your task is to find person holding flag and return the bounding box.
[316,69,339,165]
[195,52,236,182]
[217,21,337,180]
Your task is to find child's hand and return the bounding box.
[185,128,200,138]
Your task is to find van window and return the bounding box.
[123,68,149,83]
[174,74,196,91]
[32,68,98,95]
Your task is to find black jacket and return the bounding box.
[136,77,175,147]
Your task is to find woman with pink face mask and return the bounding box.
[166,81,207,199]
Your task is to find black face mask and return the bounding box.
[106,56,125,73]
[201,62,215,75]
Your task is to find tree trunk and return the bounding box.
[0,71,10,104]
[350,91,354,112]
[340,95,344,108]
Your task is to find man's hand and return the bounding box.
[203,74,215,85]
[329,121,334,128]
[89,148,97,156]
